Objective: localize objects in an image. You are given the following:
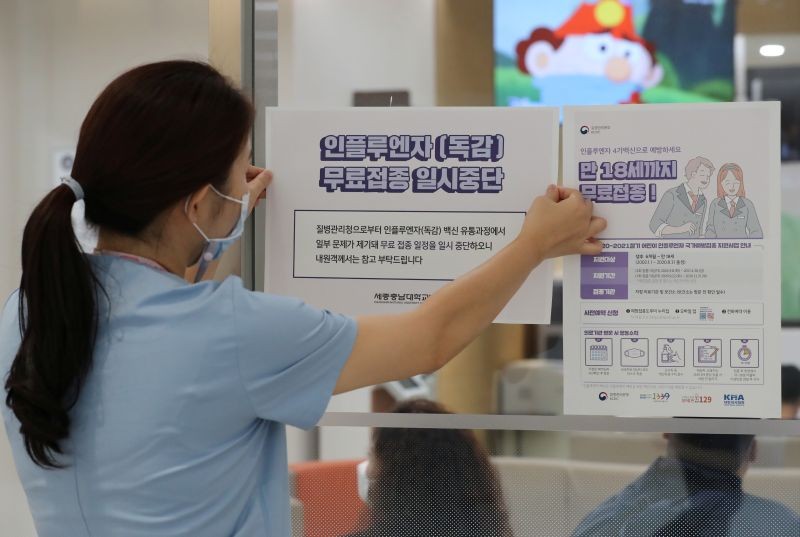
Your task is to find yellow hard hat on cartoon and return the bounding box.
[595,0,626,28]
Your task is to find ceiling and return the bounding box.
[738,0,800,34]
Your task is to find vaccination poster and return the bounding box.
[264,108,558,323]
[562,103,781,418]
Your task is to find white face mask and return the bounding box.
[356,460,370,503]
[185,185,250,263]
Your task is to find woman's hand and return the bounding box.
[518,184,606,259]
[245,165,272,213]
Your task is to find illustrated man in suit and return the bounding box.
[705,163,763,239]
[649,156,714,238]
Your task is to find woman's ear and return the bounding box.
[184,185,212,223]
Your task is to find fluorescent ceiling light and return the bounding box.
[759,44,785,57]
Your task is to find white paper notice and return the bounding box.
[265,107,558,323]
[562,103,781,418]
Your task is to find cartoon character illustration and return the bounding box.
[649,156,714,238]
[705,163,763,239]
[514,0,664,107]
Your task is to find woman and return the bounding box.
[1,61,603,536]
[350,399,514,537]
[705,163,763,239]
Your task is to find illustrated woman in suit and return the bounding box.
[705,163,763,239]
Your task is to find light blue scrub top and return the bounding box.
[0,254,357,536]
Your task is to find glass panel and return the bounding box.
[255,3,800,533]
[252,0,800,419]
[291,425,800,537]
[257,2,800,534]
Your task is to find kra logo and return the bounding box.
[580,125,590,135]
[723,394,745,406]
[598,391,609,401]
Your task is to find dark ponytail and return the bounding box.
[5,60,254,468]
[6,186,101,468]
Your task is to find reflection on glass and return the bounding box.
[293,424,800,537]
[347,400,514,537]
[783,365,800,420]
[573,434,800,537]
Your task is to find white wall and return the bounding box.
[0,2,209,535]
[0,0,20,303]
[0,0,210,301]
[277,0,436,107]
[0,2,25,531]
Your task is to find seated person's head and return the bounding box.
[665,433,756,476]
[356,399,513,537]
[782,364,800,419]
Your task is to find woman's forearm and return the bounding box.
[417,237,544,367]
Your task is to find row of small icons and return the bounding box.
[628,307,728,322]
[585,338,759,368]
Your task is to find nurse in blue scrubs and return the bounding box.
[1,61,605,537]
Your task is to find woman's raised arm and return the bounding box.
[334,186,606,394]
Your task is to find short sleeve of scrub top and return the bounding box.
[0,255,358,537]
[233,285,357,428]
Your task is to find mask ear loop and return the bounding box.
[185,186,249,283]
[183,195,214,281]
[184,193,214,241]
[209,185,246,204]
